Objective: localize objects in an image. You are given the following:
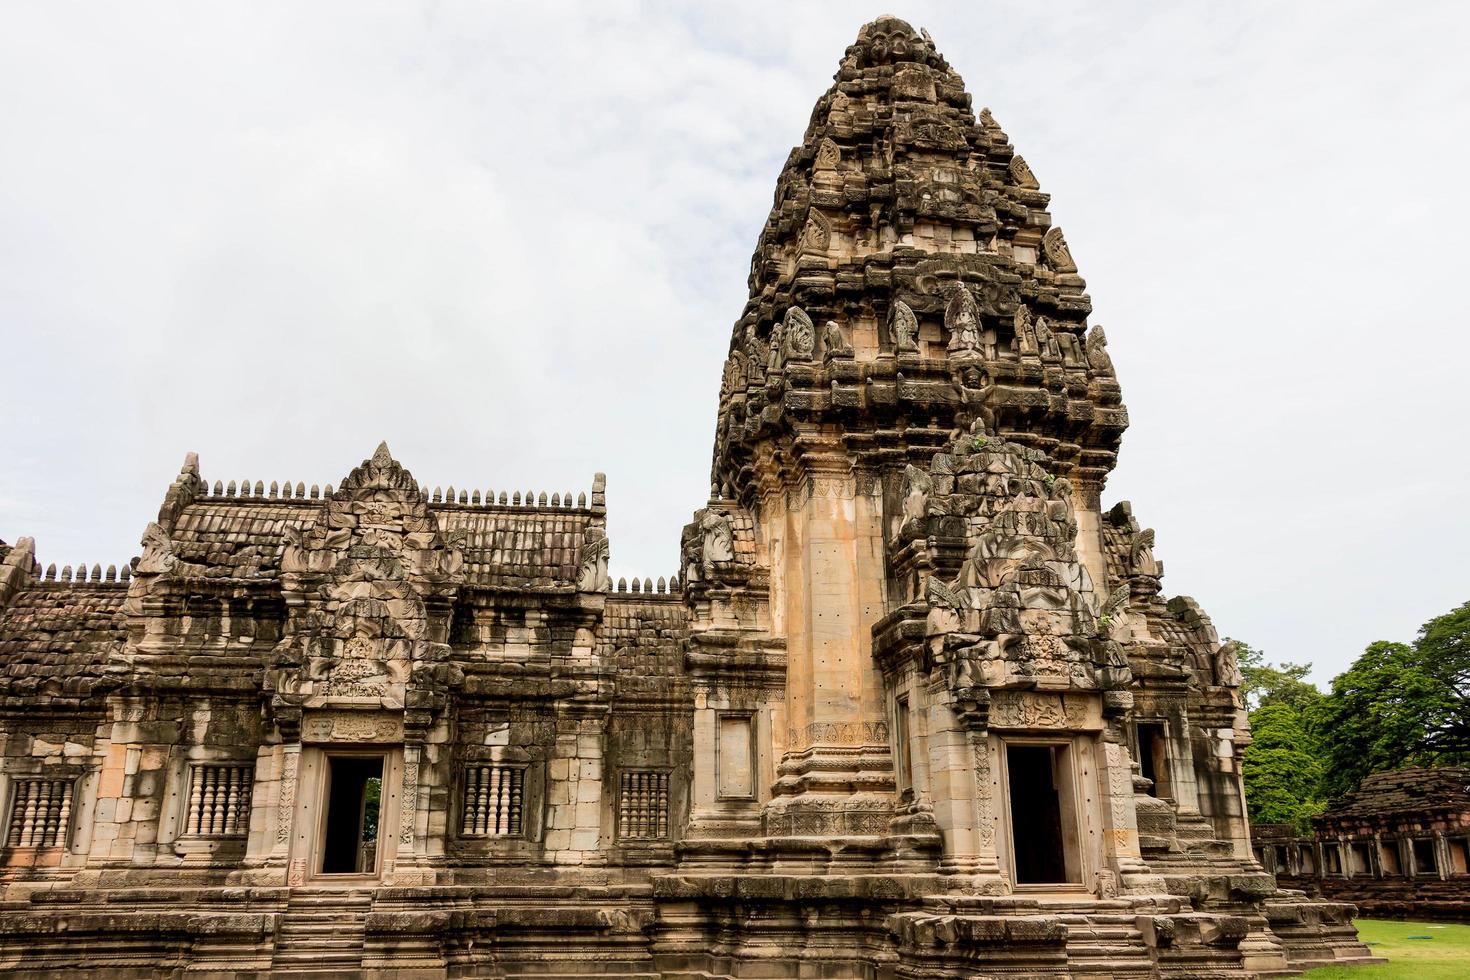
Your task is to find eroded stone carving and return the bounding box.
[784,306,815,361]
[823,320,852,357]
[889,299,919,352]
[1043,226,1077,272]
[945,284,982,353]
[578,526,611,593]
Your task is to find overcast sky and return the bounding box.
[2,2,1466,684]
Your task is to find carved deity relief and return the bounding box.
[1035,315,1062,360]
[766,320,786,372]
[1015,304,1039,356]
[909,424,1134,703]
[888,299,919,352]
[945,284,982,353]
[1042,226,1077,273]
[266,442,463,717]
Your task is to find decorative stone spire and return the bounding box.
[711,16,1128,504]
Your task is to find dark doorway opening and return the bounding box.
[321,755,383,875]
[1136,722,1169,798]
[1007,743,1079,885]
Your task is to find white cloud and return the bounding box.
[1,1,1466,683]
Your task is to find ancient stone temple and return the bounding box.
[0,17,1378,978]
[1253,767,1470,920]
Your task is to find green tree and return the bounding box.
[1236,639,1319,713]
[1242,702,1326,827]
[1231,638,1326,830]
[1315,613,1470,798]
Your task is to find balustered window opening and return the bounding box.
[461,764,526,837]
[4,777,75,849]
[617,769,670,841]
[183,763,254,838]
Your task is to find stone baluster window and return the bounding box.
[4,778,74,848]
[184,764,253,837]
[617,769,670,841]
[461,764,525,837]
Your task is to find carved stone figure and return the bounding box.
[900,464,931,523]
[945,284,982,353]
[766,320,786,372]
[136,522,176,576]
[888,300,919,352]
[1216,640,1244,688]
[1086,325,1115,377]
[823,320,852,357]
[1035,315,1062,360]
[699,510,734,574]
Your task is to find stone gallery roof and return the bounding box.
[1323,768,1470,819]
[0,582,127,701]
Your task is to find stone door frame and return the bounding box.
[994,732,1099,894]
[289,744,403,886]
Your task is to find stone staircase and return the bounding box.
[270,888,374,975]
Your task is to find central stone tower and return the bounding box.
[660,16,1374,977]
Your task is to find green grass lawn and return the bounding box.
[1302,918,1470,979]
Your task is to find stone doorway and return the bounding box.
[318,754,384,876]
[1004,742,1083,886]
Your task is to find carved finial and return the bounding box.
[577,492,587,508]
[45,563,56,581]
[372,441,393,467]
[270,481,280,498]
[253,480,264,497]
[617,577,627,592]
[120,564,131,582]
[91,563,101,581]
[657,576,666,593]
[1042,226,1077,273]
[309,484,320,499]
[105,564,117,581]
[296,481,305,498]
[783,307,815,362]
[226,480,237,496]
[538,492,548,506]
[471,490,481,504]
[814,137,841,172]
[1009,155,1039,189]
[212,481,222,496]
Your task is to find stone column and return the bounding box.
[764,469,894,836]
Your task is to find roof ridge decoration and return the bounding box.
[337,440,421,496]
